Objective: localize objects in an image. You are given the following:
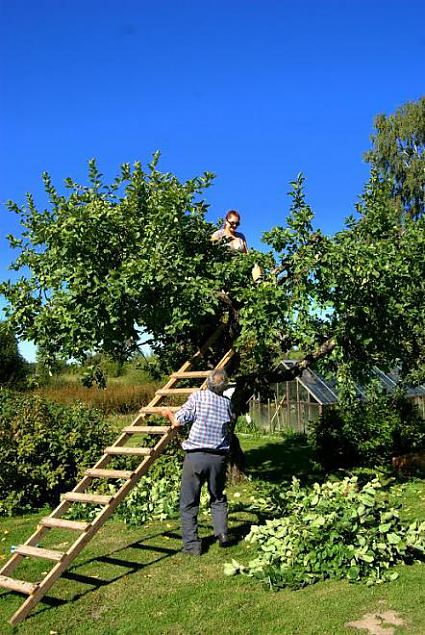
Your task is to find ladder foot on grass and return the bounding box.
[0,330,235,625]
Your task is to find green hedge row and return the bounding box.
[310,392,425,469]
[0,389,114,515]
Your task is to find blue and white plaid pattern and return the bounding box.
[175,389,235,451]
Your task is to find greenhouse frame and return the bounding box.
[248,360,425,433]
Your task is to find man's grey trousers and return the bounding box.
[180,451,228,552]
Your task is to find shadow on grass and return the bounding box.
[200,520,253,553]
[242,434,425,490]
[66,529,180,592]
[243,435,323,485]
[26,526,183,620]
[34,513,253,618]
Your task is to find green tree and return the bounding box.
[1,138,424,399]
[1,155,229,377]
[365,96,425,219]
[0,322,28,387]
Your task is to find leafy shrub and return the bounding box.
[225,477,425,588]
[234,415,260,434]
[0,389,114,515]
[0,323,29,388]
[310,392,425,469]
[66,442,210,526]
[115,441,210,525]
[116,453,183,525]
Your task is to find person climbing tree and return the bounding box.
[211,210,248,253]
[211,210,262,282]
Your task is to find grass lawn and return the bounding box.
[1,435,424,634]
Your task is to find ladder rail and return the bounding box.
[73,332,218,472]
[8,428,178,626]
[1,329,235,626]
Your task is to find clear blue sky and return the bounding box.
[1,0,424,361]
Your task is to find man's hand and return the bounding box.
[160,409,181,428]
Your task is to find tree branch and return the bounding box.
[230,336,336,416]
[268,337,336,382]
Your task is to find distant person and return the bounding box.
[211,210,248,254]
[162,369,235,555]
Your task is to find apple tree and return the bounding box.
[1,100,424,397]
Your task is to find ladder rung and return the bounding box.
[171,371,210,378]
[0,575,38,595]
[105,446,152,456]
[156,388,198,395]
[63,492,113,505]
[0,329,236,627]
[16,545,64,562]
[123,426,170,434]
[140,406,180,414]
[85,468,134,479]
[39,518,90,531]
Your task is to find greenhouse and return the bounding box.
[248,361,425,433]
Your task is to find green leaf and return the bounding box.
[347,565,360,580]
[379,523,391,533]
[387,533,401,545]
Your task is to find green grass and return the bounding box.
[239,432,323,484]
[1,435,424,634]
[106,413,135,434]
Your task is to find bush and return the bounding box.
[116,452,183,525]
[0,389,114,515]
[225,477,425,588]
[310,392,425,469]
[115,447,211,525]
[65,454,184,525]
[234,415,260,434]
[0,323,29,388]
[66,440,209,527]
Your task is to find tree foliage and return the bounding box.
[225,477,425,588]
[1,100,424,393]
[1,155,230,374]
[365,96,425,219]
[0,322,28,387]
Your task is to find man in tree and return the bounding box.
[162,369,234,555]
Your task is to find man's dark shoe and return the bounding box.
[217,533,231,548]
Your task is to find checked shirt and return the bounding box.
[175,389,235,452]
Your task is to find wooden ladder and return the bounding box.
[0,335,234,626]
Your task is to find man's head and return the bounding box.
[207,369,229,395]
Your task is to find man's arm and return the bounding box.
[161,409,182,428]
[161,393,197,428]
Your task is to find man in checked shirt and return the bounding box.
[162,369,235,555]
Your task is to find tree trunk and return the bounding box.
[227,432,246,482]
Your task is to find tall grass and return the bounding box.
[33,381,160,414]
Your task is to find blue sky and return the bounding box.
[1,0,424,361]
